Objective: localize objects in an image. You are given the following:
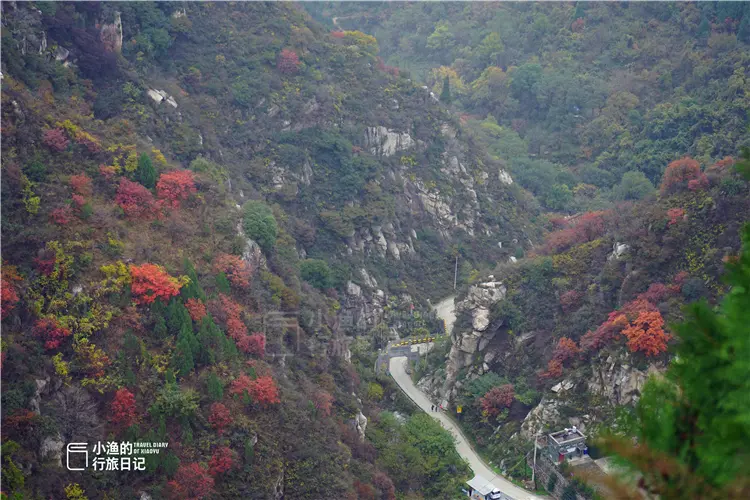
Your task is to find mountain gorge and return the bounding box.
[2,2,750,500]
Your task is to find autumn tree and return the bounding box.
[236,332,265,357]
[129,264,184,305]
[479,384,514,417]
[660,157,703,195]
[230,375,280,406]
[51,206,74,225]
[109,388,138,428]
[373,471,396,500]
[545,337,580,377]
[312,390,334,418]
[116,178,161,219]
[622,310,670,356]
[185,298,206,322]
[1,264,22,320]
[277,49,300,74]
[43,128,69,152]
[667,207,686,226]
[208,446,236,476]
[168,463,214,500]
[69,174,93,196]
[33,317,71,350]
[213,254,252,289]
[219,294,247,340]
[156,170,196,209]
[136,153,157,189]
[208,403,232,435]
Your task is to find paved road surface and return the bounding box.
[434,295,457,334]
[389,357,542,500]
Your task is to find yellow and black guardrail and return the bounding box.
[391,335,445,347]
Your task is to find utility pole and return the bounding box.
[531,427,540,486]
[453,254,458,290]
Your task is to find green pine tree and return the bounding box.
[206,372,225,401]
[182,258,206,300]
[245,437,255,464]
[154,314,168,339]
[216,271,231,294]
[440,75,452,104]
[174,335,195,377]
[697,15,710,39]
[136,153,157,189]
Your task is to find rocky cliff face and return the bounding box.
[520,352,666,438]
[438,280,508,401]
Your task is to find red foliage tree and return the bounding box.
[688,173,709,191]
[185,298,207,322]
[33,317,71,349]
[110,388,138,428]
[312,390,334,417]
[571,17,586,32]
[552,337,580,364]
[208,402,233,435]
[331,30,346,39]
[168,463,215,500]
[208,446,236,476]
[1,265,22,320]
[230,375,280,405]
[559,290,583,313]
[69,174,93,196]
[277,49,301,74]
[156,170,197,209]
[373,471,396,500]
[99,164,117,182]
[116,178,161,219]
[213,254,252,289]
[542,211,609,254]
[667,208,685,226]
[237,332,266,357]
[479,384,515,417]
[580,314,629,352]
[129,263,183,305]
[219,294,247,340]
[638,282,670,304]
[50,206,73,225]
[660,157,702,195]
[43,128,69,152]
[71,194,86,208]
[622,310,670,356]
[354,481,377,500]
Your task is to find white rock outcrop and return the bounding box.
[147,89,178,108]
[608,242,630,261]
[364,126,415,156]
[498,169,514,185]
[351,411,368,442]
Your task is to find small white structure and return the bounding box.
[465,475,506,500]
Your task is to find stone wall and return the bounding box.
[529,455,587,500]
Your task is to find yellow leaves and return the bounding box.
[65,483,88,500]
[99,261,132,295]
[21,174,40,215]
[428,66,466,95]
[52,353,71,383]
[151,148,168,168]
[124,150,138,173]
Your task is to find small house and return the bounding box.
[547,426,587,464]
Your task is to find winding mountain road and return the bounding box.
[387,295,542,500]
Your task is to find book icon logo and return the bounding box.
[66,443,88,471]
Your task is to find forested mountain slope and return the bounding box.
[308,2,750,212]
[0,2,540,498]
